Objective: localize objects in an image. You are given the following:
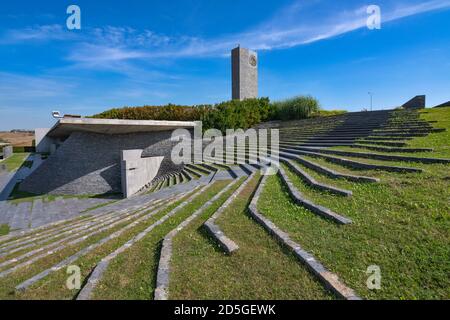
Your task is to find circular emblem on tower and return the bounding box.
[249,54,257,67]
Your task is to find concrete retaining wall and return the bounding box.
[2,146,13,160]
[121,150,164,198]
[20,131,187,196]
[35,128,52,153]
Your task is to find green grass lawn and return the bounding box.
[0,186,206,300]
[0,224,10,236]
[256,107,450,299]
[90,180,232,300]
[169,173,333,300]
[329,107,450,159]
[408,107,450,158]
[1,153,30,172]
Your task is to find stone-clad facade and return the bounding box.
[20,131,187,195]
[232,47,258,100]
[402,95,426,109]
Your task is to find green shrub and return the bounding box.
[201,98,273,132]
[92,104,203,122]
[311,109,347,117]
[271,95,320,120]
[92,98,273,133]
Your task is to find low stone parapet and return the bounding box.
[121,149,164,198]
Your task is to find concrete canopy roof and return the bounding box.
[46,118,198,138]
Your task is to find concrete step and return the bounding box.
[356,140,408,147]
[279,147,423,173]
[352,145,433,153]
[281,142,355,147]
[9,202,32,230]
[279,151,379,183]
[298,148,450,165]
[280,158,352,197]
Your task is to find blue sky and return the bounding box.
[0,0,449,130]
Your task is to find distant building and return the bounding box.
[231,46,258,100]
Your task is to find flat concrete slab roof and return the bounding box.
[47,118,197,138]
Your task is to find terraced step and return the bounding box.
[0,206,135,256]
[181,169,194,181]
[183,166,202,179]
[363,137,413,141]
[198,163,219,174]
[279,147,423,173]
[280,158,352,197]
[1,197,173,280]
[352,145,433,153]
[75,184,208,300]
[281,142,355,147]
[13,191,189,291]
[281,136,368,142]
[371,132,428,137]
[357,140,408,147]
[0,199,169,269]
[298,138,358,142]
[154,179,240,300]
[186,164,211,175]
[277,166,352,225]
[380,125,433,130]
[375,128,445,133]
[203,175,254,255]
[279,151,379,183]
[302,148,450,164]
[248,174,360,300]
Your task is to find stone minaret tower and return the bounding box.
[231,46,258,100]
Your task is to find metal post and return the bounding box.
[368,92,373,112]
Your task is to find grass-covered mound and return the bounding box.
[92,95,333,132]
[271,95,320,120]
[92,98,274,132]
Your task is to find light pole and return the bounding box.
[368,92,373,112]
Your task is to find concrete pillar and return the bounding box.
[232,46,258,100]
[35,128,52,153]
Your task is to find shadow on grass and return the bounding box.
[150,239,164,299]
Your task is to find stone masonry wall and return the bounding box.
[19,130,187,196]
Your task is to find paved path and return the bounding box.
[0,170,216,231]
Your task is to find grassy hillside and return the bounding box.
[257,107,450,299]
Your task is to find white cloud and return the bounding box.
[0,24,75,44]
[2,0,449,69]
[384,0,450,21]
[69,0,449,64]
